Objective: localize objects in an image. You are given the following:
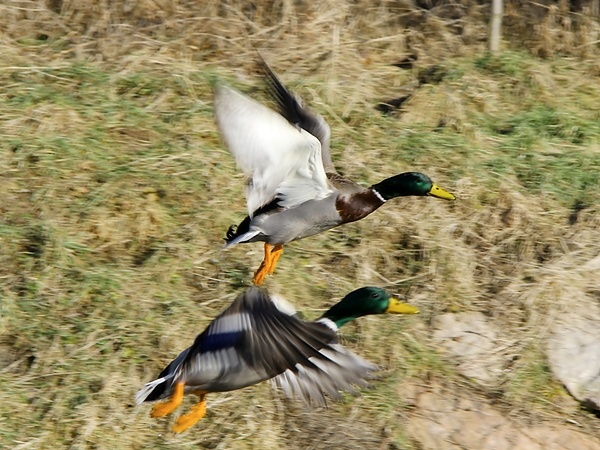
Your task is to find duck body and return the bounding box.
[215,59,455,285]
[137,288,341,402]
[225,189,382,246]
[137,337,271,401]
[136,287,419,432]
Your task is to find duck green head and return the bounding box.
[371,172,455,201]
[321,286,419,328]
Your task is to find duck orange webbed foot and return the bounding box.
[172,393,207,433]
[150,381,184,418]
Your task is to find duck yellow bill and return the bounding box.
[386,297,420,314]
[428,183,456,201]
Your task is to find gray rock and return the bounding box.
[432,312,506,384]
[547,302,600,410]
[403,386,600,450]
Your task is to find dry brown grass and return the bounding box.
[1,1,600,449]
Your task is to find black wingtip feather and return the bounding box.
[256,56,305,128]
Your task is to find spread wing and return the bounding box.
[257,57,336,174]
[214,84,332,216]
[236,289,377,405]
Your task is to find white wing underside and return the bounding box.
[214,85,332,216]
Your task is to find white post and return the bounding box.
[490,0,504,54]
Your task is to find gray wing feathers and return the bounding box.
[270,342,377,405]
[238,289,378,403]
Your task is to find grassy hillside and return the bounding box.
[1,1,600,449]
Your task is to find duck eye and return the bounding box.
[370,292,378,299]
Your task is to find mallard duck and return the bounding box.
[136,286,418,433]
[215,59,455,286]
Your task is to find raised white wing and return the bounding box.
[214,84,332,216]
[258,58,336,174]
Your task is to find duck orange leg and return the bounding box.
[173,392,207,433]
[267,245,283,275]
[253,243,273,286]
[151,381,184,418]
[253,244,285,285]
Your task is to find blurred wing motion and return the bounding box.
[136,288,376,406]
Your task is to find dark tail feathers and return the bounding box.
[224,216,251,244]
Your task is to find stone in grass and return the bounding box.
[432,312,505,384]
[547,302,600,411]
[404,386,600,450]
